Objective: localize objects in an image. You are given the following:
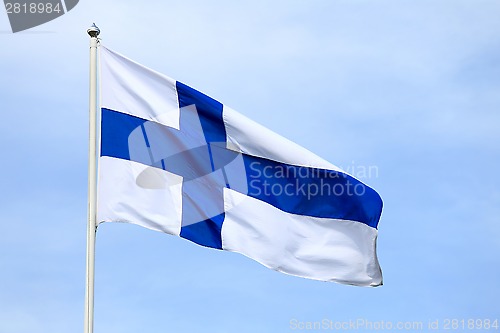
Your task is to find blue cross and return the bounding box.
[100,82,383,250]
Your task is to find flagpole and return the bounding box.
[85,23,100,333]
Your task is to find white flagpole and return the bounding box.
[85,23,100,333]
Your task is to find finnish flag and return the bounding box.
[97,46,383,287]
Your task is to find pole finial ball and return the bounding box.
[87,23,100,38]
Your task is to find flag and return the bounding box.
[97,46,383,286]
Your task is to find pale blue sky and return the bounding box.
[1,1,499,332]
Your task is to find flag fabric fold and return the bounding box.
[97,46,384,286]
